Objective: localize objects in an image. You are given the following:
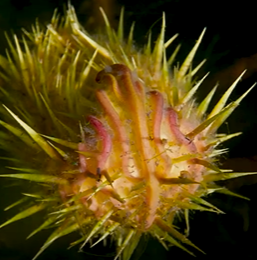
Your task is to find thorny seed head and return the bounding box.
[0,4,256,260]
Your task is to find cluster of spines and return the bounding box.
[0,4,256,260]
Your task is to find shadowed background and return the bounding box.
[0,0,257,259]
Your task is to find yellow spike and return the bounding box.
[0,156,20,162]
[47,141,68,158]
[155,232,169,250]
[69,236,86,249]
[172,153,200,163]
[71,50,81,87]
[152,12,165,73]
[49,204,82,215]
[208,70,246,119]
[22,193,42,199]
[50,8,59,25]
[79,121,85,143]
[39,93,62,134]
[127,22,135,49]
[118,7,125,41]
[3,105,60,160]
[14,34,29,88]
[39,94,77,138]
[164,33,178,49]
[47,24,66,46]
[181,72,209,104]
[27,216,57,239]
[0,173,68,185]
[162,47,169,85]
[175,200,221,213]
[168,44,181,66]
[191,59,206,76]
[209,148,228,157]
[188,194,224,213]
[171,85,179,106]
[155,218,205,254]
[70,11,111,60]
[186,103,232,139]
[0,204,46,229]
[204,171,257,182]
[99,7,114,43]
[122,231,142,260]
[207,132,242,148]
[6,166,38,173]
[197,84,218,118]
[80,209,114,249]
[4,197,28,211]
[215,188,250,200]
[5,48,20,82]
[14,105,34,127]
[184,99,196,119]
[78,49,98,88]
[119,44,133,68]
[0,53,9,71]
[32,217,92,260]
[191,158,222,173]
[5,32,18,62]
[23,35,43,112]
[154,225,195,256]
[41,135,78,149]
[56,46,69,82]
[145,31,152,56]
[207,83,256,134]
[114,229,136,260]
[177,28,206,81]
[91,222,120,247]
[0,120,38,149]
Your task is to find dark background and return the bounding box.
[0,0,257,259]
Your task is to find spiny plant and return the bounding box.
[0,3,255,260]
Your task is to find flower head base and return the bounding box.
[0,4,255,260]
